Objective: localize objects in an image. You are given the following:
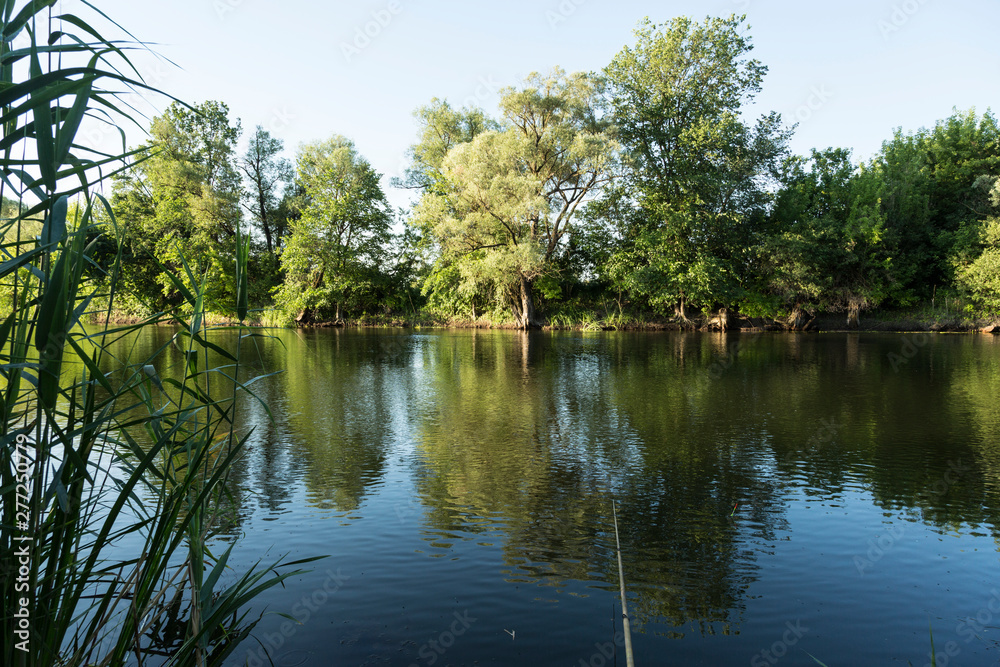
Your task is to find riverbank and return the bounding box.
[96,307,1000,333]
[341,308,1000,334]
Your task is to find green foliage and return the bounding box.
[393,98,497,192]
[111,100,244,314]
[600,15,791,317]
[761,148,895,319]
[754,109,1000,324]
[274,135,393,322]
[874,108,1000,297]
[19,9,992,332]
[957,242,1000,316]
[1,4,318,664]
[956,176,1000,315]
[240,125,293,255]
[410,68,616,328]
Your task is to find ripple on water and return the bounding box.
[193,329,1000,666]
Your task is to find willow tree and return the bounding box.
[601,15,790,324]
[412,68,616,328]
[275,136,392,323]
[394,98,496,192]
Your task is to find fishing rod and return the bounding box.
[612,499,635,667]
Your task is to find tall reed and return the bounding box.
[1,2,317,665]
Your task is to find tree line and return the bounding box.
[96,14,1000,328]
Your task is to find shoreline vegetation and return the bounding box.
[1,2,996,665]
[95,306,1000,334]
[5,14,994,337]
[1,3,319,666]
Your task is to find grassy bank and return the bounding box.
[129,303,998,333]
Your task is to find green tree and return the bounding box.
[872,109,1000,299]
[412,68,616,328]
[275,136,393,323]
[240,125,293,255]
[395,100,497,319]
[956,176,1000,316]
[394,98,496,192]
[1,196,25,218]
[600,15,791,324]
[762,148,895,328]
[112,100,243,312]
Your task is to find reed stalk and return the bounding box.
[1,3,318,665]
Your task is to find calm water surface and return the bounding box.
[120,328,1000,666]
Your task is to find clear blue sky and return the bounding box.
[74,0,1000,210]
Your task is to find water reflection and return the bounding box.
[402,332,789,634]
[104,326,1000,647]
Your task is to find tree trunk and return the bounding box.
[296,268,324,325]
[258,190,273,254]
[514,275,541,329]
[518,331,530,373]
[787,304,808,330]
[847,298,861,329]
[674,296,688,322]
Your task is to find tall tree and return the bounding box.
[873,109,1000,299]
[112,100,243,311]
[240,125,293,254]
[394,100,497,319]
[600,15,791,323]
[275,136,393,323]
[394,98,496,192]
[412,68,616,328]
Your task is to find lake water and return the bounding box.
[122,328,1000,666]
